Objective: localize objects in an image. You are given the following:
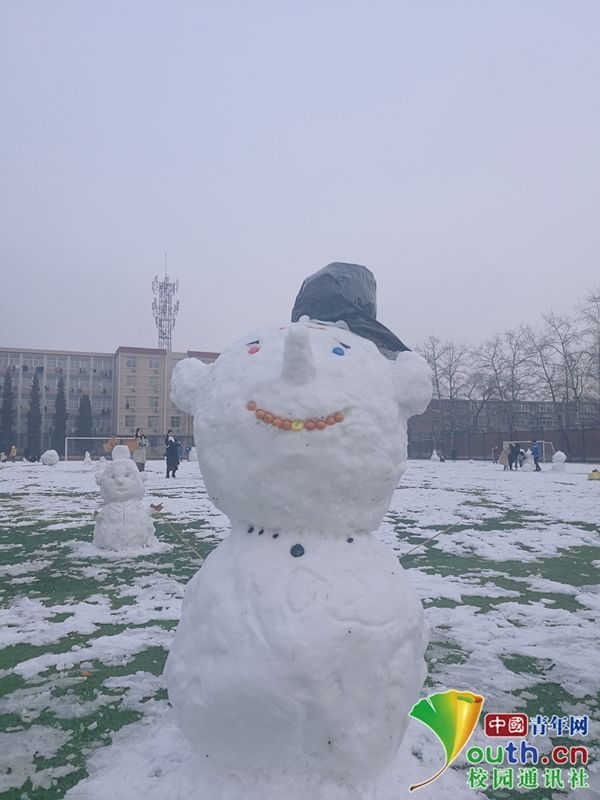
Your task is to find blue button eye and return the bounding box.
[332,346,345,356]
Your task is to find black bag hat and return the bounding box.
[291,262,409,355]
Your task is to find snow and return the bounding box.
[0,458,598,798]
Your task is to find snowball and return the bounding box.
[40,450,59,466]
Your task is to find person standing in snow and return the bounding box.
[165,429,180,478]
[132,428,148,472]
[531,440,542,471]
[9,445,17,462]
[499,443,510,471]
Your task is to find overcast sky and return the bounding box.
[1,1,599,355]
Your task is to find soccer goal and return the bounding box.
[64,436,132,462]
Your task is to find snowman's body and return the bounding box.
[93,446,158,551]
[166,318,432,797]
[40,449,59,466]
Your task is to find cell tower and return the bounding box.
[152,255,180,351]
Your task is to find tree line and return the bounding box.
[0,372,93,458]
[415,287,600,443]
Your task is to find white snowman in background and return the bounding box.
[165,265,433,800]
[83,450,93,464]
[522,449,536,472]
[40,449,59,466]
[552,450,567,473]
[93,445,161,551]
[188,446,198,462]
[430,449,440,462]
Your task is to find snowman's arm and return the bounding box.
[170,358,210,414]
[390,351,433,418]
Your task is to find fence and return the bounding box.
[408,427,600,462]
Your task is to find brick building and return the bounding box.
[0,346,218,457]
[409,398,600,461]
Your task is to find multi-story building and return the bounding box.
[0,348,115,453]
[113,346,217,456]
[0,346,218,456]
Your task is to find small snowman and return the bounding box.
[165,264,432,799]
[430,449,440,462]
[552,450,567,473]
[93,445,161,551]
[522,449,536,472]
[83,451,93,464]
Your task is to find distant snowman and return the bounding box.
[93,445,161,551]
[165,264,433,799]
[522,449,536,472]
[552,450,567,473]
[40,449,59,466]
[188,446,198,462]
[430,449,440,462]
[83,451,93,464]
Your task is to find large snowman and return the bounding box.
[166,264,432,799]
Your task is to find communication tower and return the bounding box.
[152,255,180,351]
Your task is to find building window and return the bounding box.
[149,376,159,389]
[126,356,137,368]
[149,357,160,369]
[124,415,136,428]
[170,416,181,429]
[126,376,136,388]
[148,397,159,410]
[148,416,159,428]
[125,395,136,409]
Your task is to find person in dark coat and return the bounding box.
[165,429,181,478]
[508,443,519,471]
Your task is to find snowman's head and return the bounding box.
[96,447,145,502]
[172,317,431,534]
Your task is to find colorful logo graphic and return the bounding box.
[409,689,484,792]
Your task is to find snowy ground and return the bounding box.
[0,459,598,799]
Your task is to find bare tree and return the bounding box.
[470,327,532,435]
[542,312,590,426]
[416,337,470,449]
[415,336,444,399]
[578,287,600,411]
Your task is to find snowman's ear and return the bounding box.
[389,351,432,418]
[170,358,210,414]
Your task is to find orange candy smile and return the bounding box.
[246,401,344,431]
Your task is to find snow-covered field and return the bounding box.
[0,459,598,799]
